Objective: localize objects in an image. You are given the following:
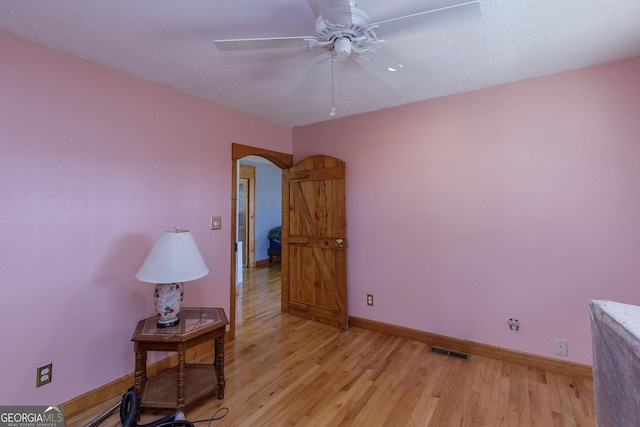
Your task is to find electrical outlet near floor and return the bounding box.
[36,363,52,387]
[367,294,374,306]
[554,339,568,356]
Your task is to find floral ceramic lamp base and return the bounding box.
[154,282,184,328]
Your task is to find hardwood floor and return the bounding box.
[68,265,595,426]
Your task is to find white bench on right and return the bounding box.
[590,299,640,427]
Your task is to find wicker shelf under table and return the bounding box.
[140,364,217,409]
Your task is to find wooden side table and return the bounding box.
[131,307,228,411]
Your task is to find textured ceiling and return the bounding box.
[1,0,640,128]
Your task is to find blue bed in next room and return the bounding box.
[268,226,281,263]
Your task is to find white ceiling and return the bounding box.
[1,0,640,128]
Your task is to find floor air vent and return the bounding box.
[430,346,470,361]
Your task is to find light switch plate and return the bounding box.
[210,217,221,230]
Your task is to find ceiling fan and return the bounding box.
[214,0,481,112]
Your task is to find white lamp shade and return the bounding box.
[136,229,209,284]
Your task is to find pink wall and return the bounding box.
[0,30,291,405]
[293,57,640,365]
[3,23,639,408]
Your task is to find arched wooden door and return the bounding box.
[282,155,348,330]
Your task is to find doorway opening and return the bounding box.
[238,164,256,268]
[229,143,293,340]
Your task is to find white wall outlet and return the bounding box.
[508,318,520,331]
[554,339,568,356]
[366,294,373,306]
[37,363,52,387]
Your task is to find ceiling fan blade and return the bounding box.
[356,50,417,89]
[316,0,355,24]
[214,36,315,52]
[371,0,481,39]
[292,55,332,96]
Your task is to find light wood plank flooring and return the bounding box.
[68,265,595,426]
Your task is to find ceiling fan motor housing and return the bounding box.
[315,5,370,58]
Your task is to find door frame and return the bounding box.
[229,143,293,340]
[239,164,256,268]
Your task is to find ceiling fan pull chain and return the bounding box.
[330,51,336,117]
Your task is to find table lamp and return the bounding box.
[136,228,209,328]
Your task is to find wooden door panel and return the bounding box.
[289,247,345,309]
[286,155,347,329]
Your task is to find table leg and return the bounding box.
[177,344,186,410]
[134,348,147,395]
[215,335,225,399]
[134,348,147,421]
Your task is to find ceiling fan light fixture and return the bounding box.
[333,37,352,59]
